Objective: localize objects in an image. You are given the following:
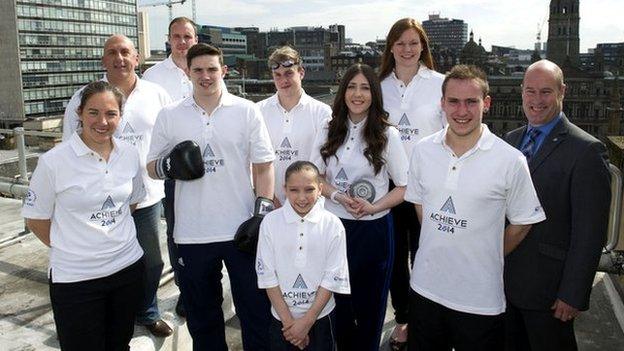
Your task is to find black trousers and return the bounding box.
[505,302,577,351]
[269,312,336,351]
[389,199,420,324]
[408,289,504,351]
[49,258,145,351]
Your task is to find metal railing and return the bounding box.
[0,127,61,192]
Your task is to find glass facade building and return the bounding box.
[422,14,468,52]
[1,0,137,122]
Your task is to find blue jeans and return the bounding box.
[132,202,164,325]
[177,241,271,351]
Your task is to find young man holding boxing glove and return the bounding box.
[147,43,275,350]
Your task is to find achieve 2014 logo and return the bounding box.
[89,195,122,227]
[429,196,468,234]
[276,137,299,161]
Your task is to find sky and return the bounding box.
[138,0,624,52]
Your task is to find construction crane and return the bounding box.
[139,0,187,22]
[535,16,547,52]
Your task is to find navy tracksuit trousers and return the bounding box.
[177,241,271,351]
[335,214,394,351]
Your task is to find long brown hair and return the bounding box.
[379,18,435,80]
[321,64,390,175]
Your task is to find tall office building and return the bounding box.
[0,0,138,124]
[422,13,468,51]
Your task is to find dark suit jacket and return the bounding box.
[504,114,611,311]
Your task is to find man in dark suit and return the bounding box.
[504,59,611,350]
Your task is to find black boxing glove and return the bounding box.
[234,197,274,254]
[155,140,205,180]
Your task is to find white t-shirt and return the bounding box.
[381,66,446,158]
[256,197,350,320]
[142,55,192,102]
[22,133,145,283]
[147,92,275,244]
[310,119,408,220]
[257,92,331,204]
[62,76,171,208]
[405,125,546,315]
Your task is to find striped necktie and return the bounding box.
[521,128,541,160]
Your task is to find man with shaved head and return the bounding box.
[62,34,174,337]
[504,59,611,350]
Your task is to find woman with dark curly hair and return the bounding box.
[311,63,408,350]
[380,18,446,350]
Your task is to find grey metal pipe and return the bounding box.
[606,164,623,251]
[14,127,29,183]
[0,128,61,138]
[0,181,29,198]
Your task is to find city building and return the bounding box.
[594,42,624,74]
[234,27,268,59]
[422,13,468,52]
[546,0,580,67]
[137,10,150,63]
[331,43,381,80]
[0,0,138,125]
[198,25,247,55]
[266,26,344,73]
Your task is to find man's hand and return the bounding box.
[551,298,580,322]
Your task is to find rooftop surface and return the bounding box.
[1,194,624,350]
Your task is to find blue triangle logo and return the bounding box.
[101,195,116,210]
[280,137,292,148]
[440,196,456,214]
[203,143,215,158]
[122,122,135,134]
[336,168,348,180]
[398,113,410,126]
[292,274,308,289]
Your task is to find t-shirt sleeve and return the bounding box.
[309,120,329,174]
[129,151,147,205]
[248,105,275,164]
[320,219,350,294]
[62,91,82,142]
[21,156,55,219]
[385,127,409,186]
[146,109,173,163]
[404,145,423,205]
[505,155,547,225]
[256,219,279,288]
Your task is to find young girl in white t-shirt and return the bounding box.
[256,161,350,350]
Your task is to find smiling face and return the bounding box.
[189,54,226,98]
[345,73,372,121]
[285,169,322,217]
[101,36,138,83]
[168,21,198,60]
[522,64,566,126]
[391,28,422,69]
[78,91,121,148]
[272,65,304,99]
[442,78,490,140]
